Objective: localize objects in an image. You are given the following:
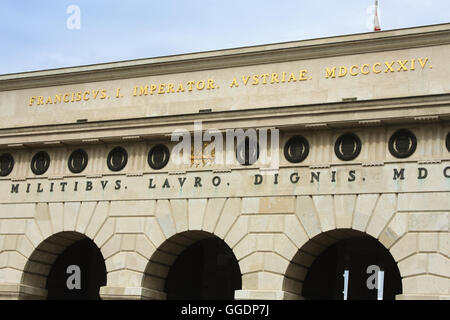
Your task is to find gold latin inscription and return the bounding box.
[132,79,216,97]
[229,70,310,88]
[324,57,430,78]
[27,57,433,107]
[29,89,107,106]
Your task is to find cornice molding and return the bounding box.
[0,94,448,147]
[1,24,450,91]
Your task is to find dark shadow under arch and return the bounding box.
[21,232,106,300]
[143,230,242,300]
[46,237,106,300]
[284,229,402,300]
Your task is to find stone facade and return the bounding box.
[0,24,449,300]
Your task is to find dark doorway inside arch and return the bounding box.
[302,236,402,300]
[46,238,107,300]
[165,237,241,300]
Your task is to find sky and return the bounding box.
[0,0,449,75]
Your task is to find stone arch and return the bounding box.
[142,230,242,299]
[0,201,115,299]
[225,194,408,299]
[269,193,412,300]
[100,197,245,300]
[88,198,248,299]
[283,229,402,299]
[20,231,107,299]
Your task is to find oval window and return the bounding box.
[284,136,310,163]
[236,137,259,166]
[335,133,361,161]
[0,153,14,177]
[68,149,88,174]
[389,129,417,158]
[107,147,128,172]
[148,144,170,170]
[31,151,50,175]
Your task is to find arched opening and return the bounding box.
[284,229,402,300]
[46,237,106,299]
[21,232,106,300]
[143,231,242,300]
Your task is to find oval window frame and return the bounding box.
[284,135,310,164]
[107,147,128,172]
[68,149,89,174]
[388,129,417,159]
[334,133,362,161]
[0,153,14,177]
[236,137,259,166]
[148,144,170,170]
[31,151,51,175]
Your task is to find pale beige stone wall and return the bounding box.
[0,192,448,299]
[0,122,448,300]
[0,123,449,202]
